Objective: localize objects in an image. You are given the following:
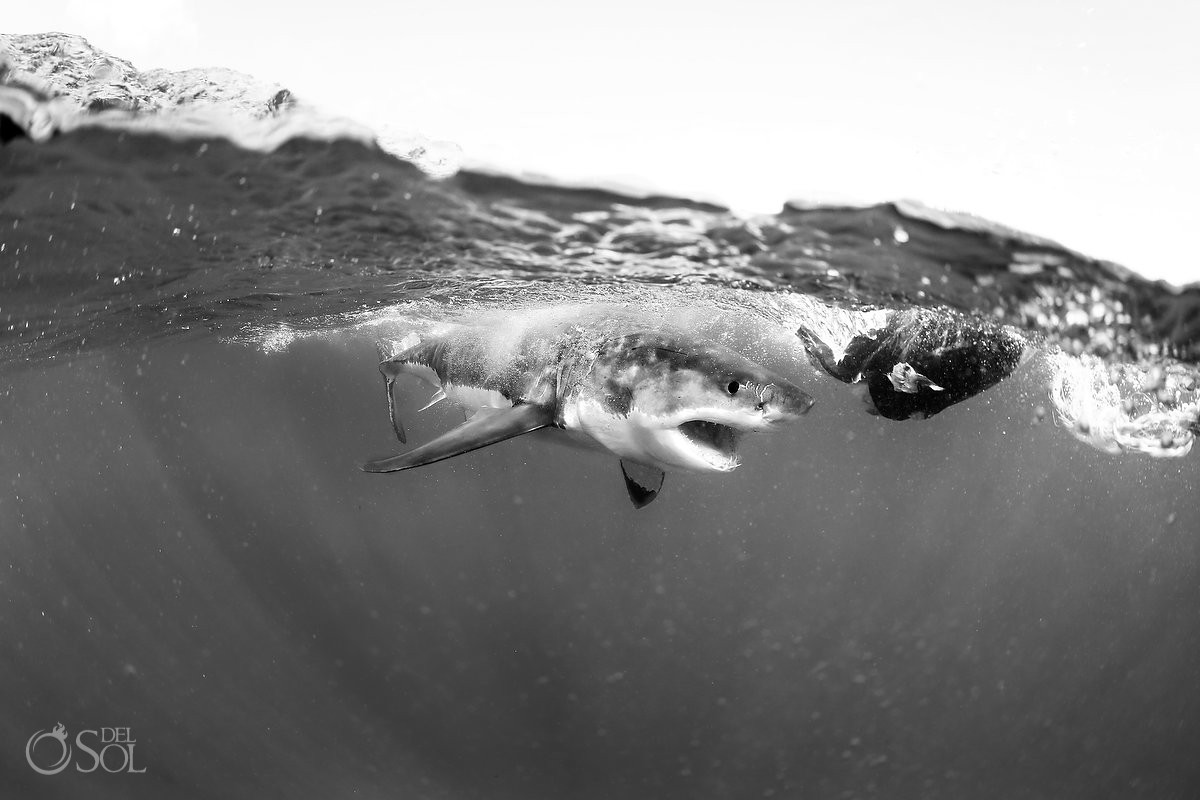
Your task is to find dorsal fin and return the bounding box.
[362,404,553,473]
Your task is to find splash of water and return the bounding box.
[1049,351,1198,456]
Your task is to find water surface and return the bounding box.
[2,37,1199,799]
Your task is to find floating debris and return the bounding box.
[886,362,944,394]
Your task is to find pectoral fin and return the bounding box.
[362,404,553,473]
[620,460,665,509]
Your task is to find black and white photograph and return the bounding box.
[1,2,1198,797]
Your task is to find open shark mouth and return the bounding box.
[677,420,743,470]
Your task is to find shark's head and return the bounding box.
[567,332,815,472]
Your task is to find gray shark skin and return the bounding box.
[362,321,814,507]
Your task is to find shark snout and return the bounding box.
[757,383,815,422]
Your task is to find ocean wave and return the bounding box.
[3,32,1199,458]
[0,32,460,174]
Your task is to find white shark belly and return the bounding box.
[563,398,740,473]
[562,399,672,468]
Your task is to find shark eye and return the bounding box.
[727,381,740,395]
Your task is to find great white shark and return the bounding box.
[362,322,815,507]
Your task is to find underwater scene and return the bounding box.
[2,33,1199,799]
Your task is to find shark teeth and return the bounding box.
[677,420,742,469]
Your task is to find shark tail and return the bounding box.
[376,333,440,444]
[377,332,423,377]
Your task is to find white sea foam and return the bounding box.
[1049,351,1198,457]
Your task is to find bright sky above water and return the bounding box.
[6,1,1198,286]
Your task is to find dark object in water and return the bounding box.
[799,307,1026,420]
[0,112,24,143]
